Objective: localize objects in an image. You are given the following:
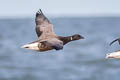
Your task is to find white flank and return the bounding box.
[21,42,40,51]
[70,37,73,40]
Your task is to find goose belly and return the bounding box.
[38,43,53,51]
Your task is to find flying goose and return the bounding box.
[21,9,84,52]
[106,38,120,59]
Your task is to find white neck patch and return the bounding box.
[70,37,73,40]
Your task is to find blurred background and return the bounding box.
[1,0,120,80]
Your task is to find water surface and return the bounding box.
[0,17,120,80]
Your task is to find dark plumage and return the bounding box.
[58,34,84,45]
[110,38,120,46]
[21,9,84,52]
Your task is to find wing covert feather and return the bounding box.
[35,9,55,39]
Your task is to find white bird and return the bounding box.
[106,38,120,59]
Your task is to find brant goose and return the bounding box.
[21,9,84,52]
[106,38,120,59]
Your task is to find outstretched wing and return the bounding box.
[110,38,120,46]
[35,9,55,39]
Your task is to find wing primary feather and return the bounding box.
[39,9,43,14]
[110,38,120,46]
[35,9,50,24]
[36,9,42,17]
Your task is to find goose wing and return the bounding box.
[35,9,55,40]
[110,38,120,46]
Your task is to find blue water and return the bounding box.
[0,17,120,80]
